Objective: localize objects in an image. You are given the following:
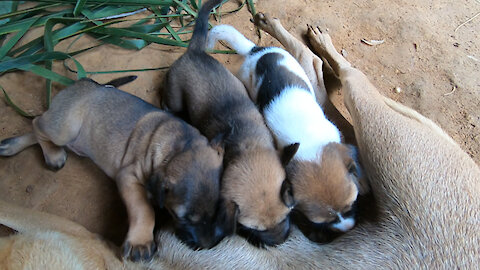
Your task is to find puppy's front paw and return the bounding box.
[44,148,67,171]
[121,240,157,262]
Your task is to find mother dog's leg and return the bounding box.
[254,13,356,144]
[307,25,480,265]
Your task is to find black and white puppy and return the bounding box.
[207,25,365,239]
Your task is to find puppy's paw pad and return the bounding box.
[122,240,157,262]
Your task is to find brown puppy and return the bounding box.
[207,21,368,242]
[0,78,224,261]
[145,23,480,269]
[161,0,298,247]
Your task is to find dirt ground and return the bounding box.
[1,0,479,246]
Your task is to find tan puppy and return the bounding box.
[145,22,480,269]
[0,78,225,261]
[161,0,298,247]
[207,20,368,242]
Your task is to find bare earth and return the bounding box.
[0,0,479,245]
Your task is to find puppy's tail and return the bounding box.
[0,199,96,239]
[188,0,224,52]
[207,24,256,55]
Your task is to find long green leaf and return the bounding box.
[26,0,175,5]
[1,87,35,118]
[17,63,75,85]
[73,0,87,17]
[90,26,187,47]
[0,10,72,35]
[0,17,37,60]
[0,3,62,21]
[0,51,76,72]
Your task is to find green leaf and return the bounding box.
[17,63,75,85]
[1,87,35,118]
[73,0,87,17]
[81,6,145,20]
[0,17,37,60]
[24,0,175,5]
[0,1,14,25]
[0,3,63,22]
[88,33,148,50]
[152,7,182,41]
[0,52,76,72]
[90,26,188,47]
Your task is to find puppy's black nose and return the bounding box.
[238,218,291,248]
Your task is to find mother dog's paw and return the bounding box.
[121,240,157,262]
[253,12,282,35]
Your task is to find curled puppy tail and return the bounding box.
[188,0,224,52]
[207,24,256,55]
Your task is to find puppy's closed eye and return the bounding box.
[347,161,358,177]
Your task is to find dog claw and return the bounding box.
[122,240,157,262]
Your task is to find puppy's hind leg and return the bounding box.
[0,133,37,156]
[32,114,79,171]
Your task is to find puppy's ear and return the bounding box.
[346,145,370,195]
[216,198,239,236]
[147,171,168,208]
[281,179,295,208]
[210,133,225,156]
[281,143,300,166]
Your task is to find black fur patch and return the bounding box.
[237,217,291,248]
[250,46,268,54]
[255,52,311,112]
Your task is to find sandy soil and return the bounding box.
[0,0,479,244]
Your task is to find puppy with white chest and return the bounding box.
[161,0,298,247]
[207,24,367,242]
[0,77,225,261]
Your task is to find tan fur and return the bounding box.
[143,20,480,269]
[0,199,130,270]
[290,143,358,223]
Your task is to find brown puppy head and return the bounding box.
[289,142,368,236]
[148,136,225,250]
[219,145,298,247]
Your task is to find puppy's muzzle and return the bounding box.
[174,220,227,250]
[291,204,357,244]
[237,218,291,248]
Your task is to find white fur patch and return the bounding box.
[207,25,255,55]
[331,214,355,232]
[264,88,341,161]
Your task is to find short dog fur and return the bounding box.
[161,0,298,247]
[207,23,367,239]
[0,78,225,261]
[143,17,480,269]
[0,199,128,269]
